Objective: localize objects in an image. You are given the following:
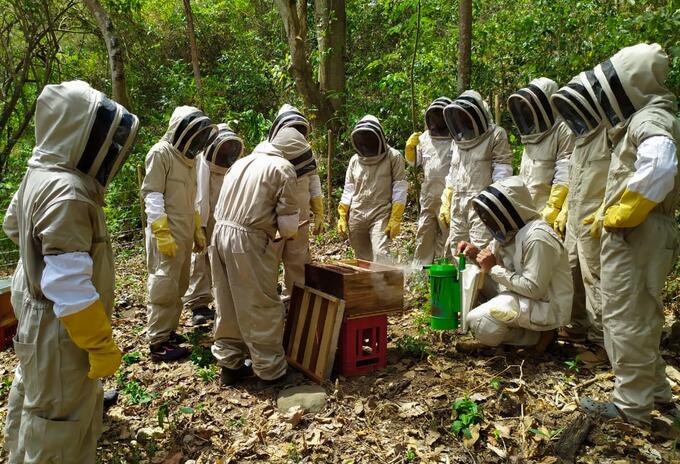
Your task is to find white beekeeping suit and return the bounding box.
[575,43,680,427]
[337,115,407,262]
[210,127,302,386]
[141,106,215,362]
[405,97,455,265]
[466,177,573,348]
[440,91,513,254]
[508,78,574,218]
[550,76,611,362]
[269,104,324,299]
[182,124,244,325]
[2,81,138,463]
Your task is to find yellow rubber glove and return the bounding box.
[337,203,349,237]
[193,211,206,252]
[603,188,657,229]
[583,202,605,239]
[405,132,422,166]
[59,300,121,379]
[541,184,569,226]
[310,196,325,235]
[554,201,568,239]
[439,187,453,227]
[151,215,177,257]
[384,202,406,239]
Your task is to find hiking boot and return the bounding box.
[103,389,118,412]
[192,306,215,326]
[150,342,190,363]
[168,331,187,345]
[220,364,254,387]
[534,329,557,354]
[579,346,609,366]
[558,326,587,343]
[256,369,299,389]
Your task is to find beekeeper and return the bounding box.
[508,78,574,220]
[269,104,324,298]
[182,124,243,325]
[440,91,513,253]
[337,115,407,262]
[462,177,573,350]
[211,127,303,387]
[550,76,611,364]
[574,43,680,428]
[2,80,138,463]
[142,106,215,362]
[404,97,454,264]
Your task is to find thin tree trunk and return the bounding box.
[182,0,203,105]
[315,0,346,117]
[457,0,472,94]
[83,0,131,109]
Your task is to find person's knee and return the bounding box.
[468,309,507,347]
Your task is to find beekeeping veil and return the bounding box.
[351,115,388,159]
[443,90,492,143]
[472,176,538,244]
[270,126,315,177]
[204,123,244,173]
[28,80,139,188]
[425,97,453,138]
[550,75,602,137]
[508,78,558,138]
[269,104,311,141]
[161,106,216,160]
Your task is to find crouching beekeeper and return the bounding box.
[211,127,304,387]
[460,177,573,351]
[2,80,138,462]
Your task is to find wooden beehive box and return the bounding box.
[0,279,14,325]
[304,259,404,319]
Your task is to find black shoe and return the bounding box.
[103,389,118,412]
[168,331,187,345]
[220,364,254,387]
[191,306,214,326]
[256,369,297,389]
[150,342,191,362]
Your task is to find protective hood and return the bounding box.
[268,104,311,141]
[203,123,244,174]
[28,80,139,188]
[580,43,677,130]
[508,77,558,138]
[550,75,602,138]
[351,114,388,159]
[472,176,538,244]
[270,126,316,177]
[161,105,216,161]
[443,90,491,143]
[425,96,453,138]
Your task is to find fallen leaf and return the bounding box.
[463,424,481,448]
[283,406,304,427]
[398,402,427,418]
[486,442,506,458]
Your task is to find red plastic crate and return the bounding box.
[336,314,387,376]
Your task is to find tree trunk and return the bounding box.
[457,0,472,94]
[182,0,203,104]
[82,0,131,109]
[315,0,346,116]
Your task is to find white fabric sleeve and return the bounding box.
[195,156,211,227]
[415,142,424,167]
[144,192,166,225]
[41,252,100,318]
[309,174,322,198]
[492,163,513,182]
[628,136,678,202]
[340,182,355,205]
[553,158,570,186]
[277,212,300,239]
[392,180,408,204]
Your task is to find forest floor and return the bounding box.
[2,223,680,463]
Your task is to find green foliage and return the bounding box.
[190,344,215,368]
[0,376,12,399]
[405,447,417,462]
[123,380,154,405]
[489,378,503,391]
[564,356,582,373]
[122,351,142,365]
[450,396,483,438]
[197,365,218,383]
[396,335,430,360]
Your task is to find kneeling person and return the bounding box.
[463,177,572,350]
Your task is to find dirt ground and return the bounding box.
[1,224,680,463]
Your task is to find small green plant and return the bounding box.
[122,351,142,365]
[396,335,429,360]
[197,365,218,382]
[405,447,417,462]
[489,378,503,390]
[491,428,502,440]
[190,344,215,368]
[413,301,432,335]
[123,380,154,405]
[564,356,581,373]
[287,443,301,463]
[561,375,577,384]
[0,376,12,398]
[115,369,127,388]
[157,403,169,427]
[450,397,483,438]
[229,416,245,429]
